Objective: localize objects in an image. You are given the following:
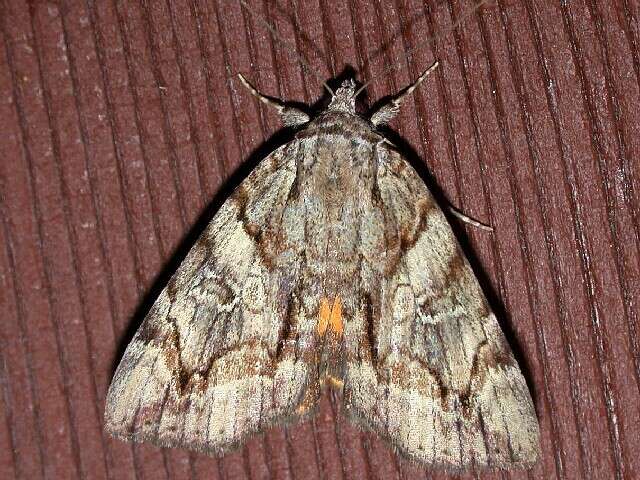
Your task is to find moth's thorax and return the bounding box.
[293,111,383,303]
[296,112,381,215]
[301,109,382,147]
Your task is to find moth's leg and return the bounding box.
[237,74,310,127]
[370,62,439,126]
[448,205,493,232]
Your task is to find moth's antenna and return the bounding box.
[238,0,335,96]
[358,0,490,94]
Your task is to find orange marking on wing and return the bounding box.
[318,297,331,335]
[329,296,343,334]
[327,375,344,389]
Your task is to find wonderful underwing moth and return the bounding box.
[104,62,540,470]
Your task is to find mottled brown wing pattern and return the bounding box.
[104,142,321,454]
[342,146,540,469]
[105,71,540,467]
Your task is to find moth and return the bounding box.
[104,63,540,470]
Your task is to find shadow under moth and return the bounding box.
[104,63,540,470]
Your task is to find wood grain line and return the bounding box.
[560,3,637,477]
[3,2,80,477]
[84,0,148,299]
[557,3,626,477]
[495,2,566,478]
[524,1,606,477]
[112,0,170,262]
[166,0,210,207]
[139,0,191,229]
[41,3,121,478]
[585,0,640,393]
[189,0,231,188]
[0,212,38,479]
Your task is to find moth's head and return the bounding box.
[238,62,438,128]
[327,79,357,114]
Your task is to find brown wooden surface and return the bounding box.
[1,0,639,479]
